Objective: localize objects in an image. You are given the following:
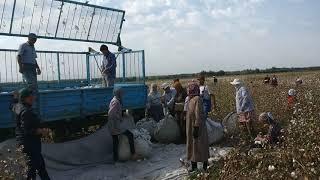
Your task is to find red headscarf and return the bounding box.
[187,81,200,97]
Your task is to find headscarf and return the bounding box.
[113,87,123,103]
[150,83,157,93]
[259,112,275,125]
[19,88,34,102]
[173,81,183,94]
[187,82,200,97]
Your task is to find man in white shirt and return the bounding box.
[198,76,216,118]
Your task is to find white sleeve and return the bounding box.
[184,96,189,112]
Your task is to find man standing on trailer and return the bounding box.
[100,44,117,87]
[17,33,41,91]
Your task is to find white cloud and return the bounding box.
[0,0,319,76]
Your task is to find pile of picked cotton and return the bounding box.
[222,112,240,136]
[206,118,224,144]
[154,115,181,144]
[136,118,158,139]
[118,128,152,161]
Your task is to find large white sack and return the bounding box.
[118,128,152,161]
[136,118,158,138]
[119,113,136,131]
[222,112,240,136]
[118,135,131,161]
[154,115,181,144]
[131,128,152,158]
[206,118,224,144]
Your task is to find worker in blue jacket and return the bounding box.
[12,88,51,180]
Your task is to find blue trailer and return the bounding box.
[0,0,148,129]
[0,49,147,128]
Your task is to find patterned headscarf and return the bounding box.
[187,81,200,97]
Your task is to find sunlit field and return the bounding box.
[1,71,319,179]
[149,71,320,179]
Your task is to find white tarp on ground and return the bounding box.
[0,137,232,180]
[0,113,233,180]
[42,125,114,172]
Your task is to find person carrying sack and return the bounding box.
[107,88,138,161]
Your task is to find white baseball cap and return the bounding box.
[161,83,170,89]
[288,89,296,96]
[230,79,243,85]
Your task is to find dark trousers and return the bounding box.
[191,161,208,171]
[147,105,164,122]
[112,130,135,161]
[20,140,50,180]
[22,64,38,91]
[175,111,186,142]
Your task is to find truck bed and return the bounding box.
[0,83,147,128]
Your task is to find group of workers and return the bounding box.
[11,33,297,177]
[144,76,293,172]
[12,33,117,180]
[230,78,285,145]
[264,75,278,87]
[146,77,215,172]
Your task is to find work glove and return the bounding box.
[193,127,199,139]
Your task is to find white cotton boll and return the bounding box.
[268,165,275,171]
[291,172,297,179]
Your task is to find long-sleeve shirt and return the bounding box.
[102,52,117,79]
[199,85,211,100]
[107,97,123,135]
[236,86,255,113]
[12,103,41,143]
[147,92,162,108]
[163,88,177,109]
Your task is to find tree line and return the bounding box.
[145,66,320,80]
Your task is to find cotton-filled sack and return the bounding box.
[154,115,181,143]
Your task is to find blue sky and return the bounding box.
[1,0,320,75]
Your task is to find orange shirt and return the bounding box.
[287,96,295,108]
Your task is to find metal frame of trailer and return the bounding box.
[0,49,147,128]
[0,1,148,128]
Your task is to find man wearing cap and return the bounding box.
[17,33,41,91]
[100,44,117,87]
[161,83,177,116]
[11,88,50,180]
[230,79,256,137]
